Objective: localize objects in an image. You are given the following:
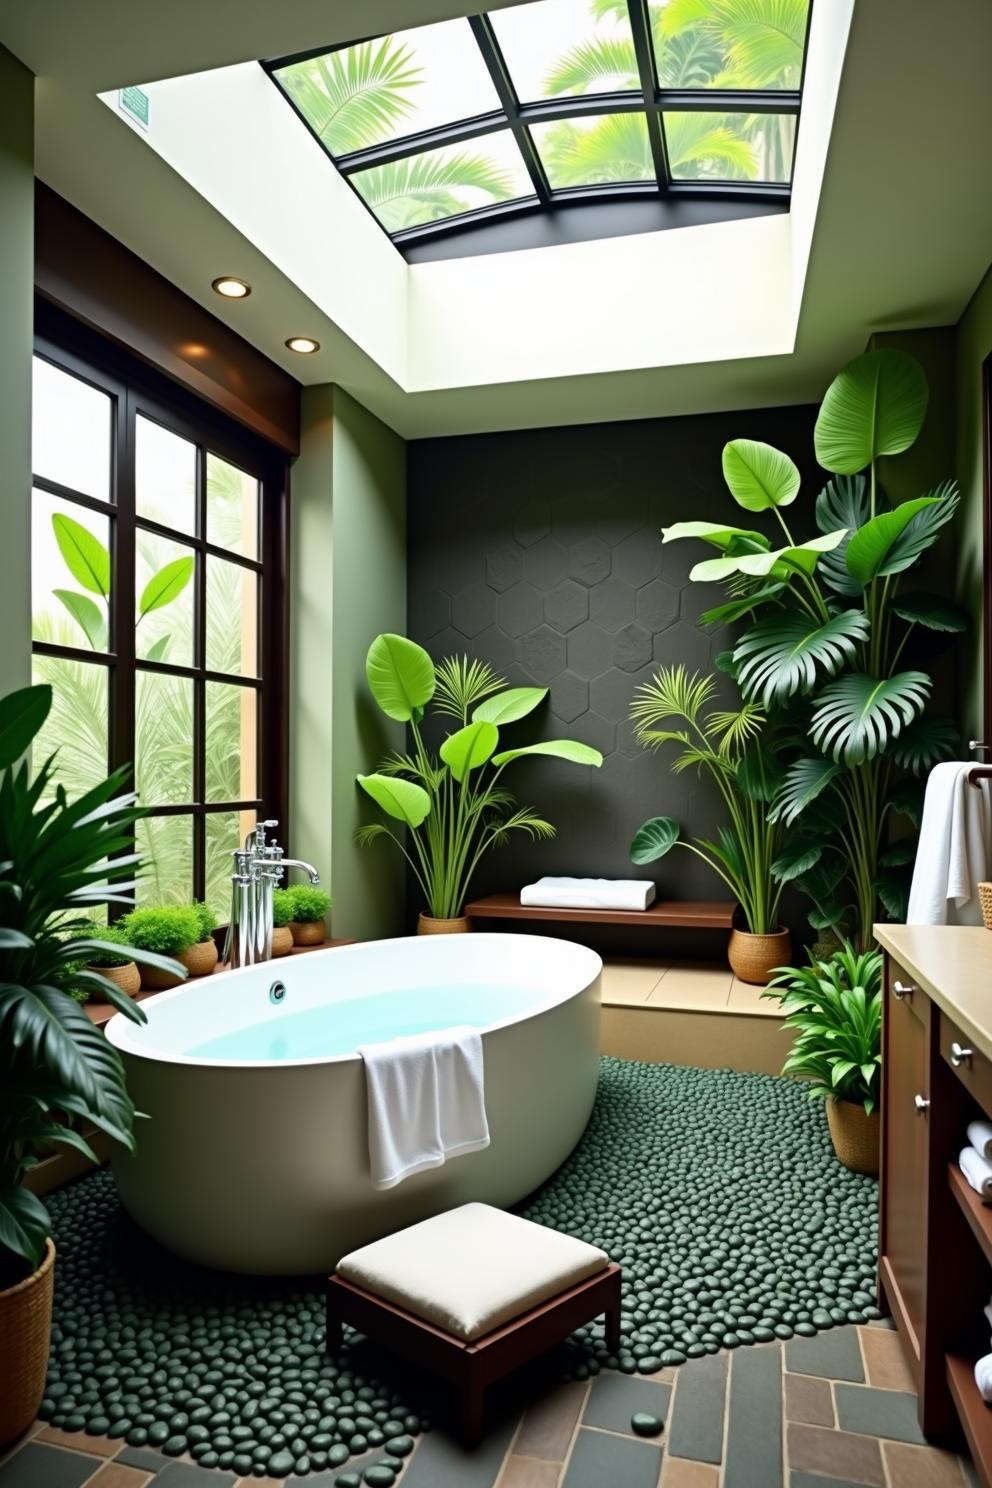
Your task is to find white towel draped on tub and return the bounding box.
[959,1145,992,1203]
[906,762,992,925]
[358,1026,490,1190]
[520,877,656,912]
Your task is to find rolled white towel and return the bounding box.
[984,1297,992,1335]
[976,1352,992,1404]
[969,1120,992,1162]
[959,1145,992,1202]
[520,877,656,912]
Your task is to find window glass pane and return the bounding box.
[135,671,194,806]
[32,489,111,652]
[205,809,256,924]
[664,111,795,182]
[206,558,258,677]
[351,132,535,232]
[31,654,108,804]
[531,113,653,188]
[207,452,259,560]
[136,415,197,535]
[32,358,112,501]
[136,531,196,665]
[272,20,501,156]
[206,683,257,803]
[491,0,638,102]
[135,815,193,906]
[652,2,809,89]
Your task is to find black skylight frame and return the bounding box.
[263,0,813,255]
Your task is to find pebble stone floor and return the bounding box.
[1,1057,976,1486]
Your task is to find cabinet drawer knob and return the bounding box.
[950,1041,974,1068]
[914,1093,931,1114]
[893,980,917,1000]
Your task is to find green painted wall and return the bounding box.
[0,45,33,699]
[954,263,992,745]
[289,385,406,942]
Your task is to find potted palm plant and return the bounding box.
[120,905,201,990]
[762,943,882,1176]
[0,682,184,1444]
[628,665,792,983]
[356,635,603,931]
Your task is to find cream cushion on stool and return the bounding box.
[336,1201,609,1342]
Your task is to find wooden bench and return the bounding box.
[464,892,736,932]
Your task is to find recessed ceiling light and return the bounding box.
[285,336,320,355]
[211,276,251,299]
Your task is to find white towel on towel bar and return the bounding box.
[959,1145,992,1203]
[358,1026,490,1190]
[907,762,992,925]
[968,1120,992,1162]
[520,877,656,911]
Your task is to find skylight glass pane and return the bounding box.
[664,111,795,182]
[531,113,654,189]
[350,132,536,232]
[490,0,639,102]
[651,0,810,89]
[271,20,502,156]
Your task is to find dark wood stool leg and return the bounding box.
[461,1360,485,1446]
[604,1270,622,1353]
[325,1283,343,1355]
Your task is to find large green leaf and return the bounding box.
[771,841,824,884]
[439,721,499,782]
[0,1185,50,1268]
[844,496,941,585]
[736,741,786,802]
[733,610,869,707]
[138,556,194,620]
[814,475,872,596]
[491,740,603,768]
[721,438,801,511]
[891,592,968,633]
[630,816,680,865]
[699,582,786,626]
[52,513,110,597]
[53,590,108,651]
[661,519,770,553]
[879,481,959,573]
[810,672,931,765]
[356,772,432,827]
[690,531,846,584]
[768,757,843,826]
[473,687,547,726]
[365,634,436,722]
[814,349,929,474]
[887,779,925,827]
[0,684,52,768]
[888,715,959,773]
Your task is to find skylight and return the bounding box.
[266,0,811,253]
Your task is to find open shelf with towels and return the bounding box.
[950,1161,992,1269]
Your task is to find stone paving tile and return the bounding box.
[880,1441,967,1488]
[661,1459,720,1487]
[857,1325,916,1392]
[147,1464,237,1488]
[561,1428,662,1488]
[789,1476,876,1488]
[784,1372,834,1427]
[666,1351,727,1464]
[786,1329,865,1383]
[0,1443,101,1488]
[724,1343,782,1488]
[401,1417,518,1488]
[87,1467,152,1488]
[36,1429,121,1459]
[833,1383,926,1444]
[514,1381,588,1460]
[497,1457,561,1488]
[114,1450,173,1474]
[786,1424,883,1487]
[582,1374,671,1437]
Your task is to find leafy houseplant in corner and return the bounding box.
[629,665,791,983]
[121,905,201,991]
[285,885,332,946]
[356,635,604,931]
[763,943,883,1176]
[271,887,295,956]
[0,683,184,1443]
[185,900,219,977]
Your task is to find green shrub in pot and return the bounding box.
[190,900,217,943]
[121,905,201,989]
[285,884,332,946]
[270,886,296,956]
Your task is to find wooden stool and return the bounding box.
[326,1203,621,1443]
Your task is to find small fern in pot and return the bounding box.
[763,943,882,1176]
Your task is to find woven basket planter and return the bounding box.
[88,960,141,1001]
[727,926,791,985]
[417,914,471,935]
[826,1097,880,1176]
[0,1238,55,1445]
[181,939,219,978]
[979,882,992,931]
[140,962,183,992]
[290,920,325,947]
[271,926,294,957]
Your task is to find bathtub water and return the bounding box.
[106,933,601,1273]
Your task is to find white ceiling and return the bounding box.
[4,0,992,439]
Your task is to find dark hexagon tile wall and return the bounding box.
[407,405,819,898]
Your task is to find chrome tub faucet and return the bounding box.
[223,820,321,969]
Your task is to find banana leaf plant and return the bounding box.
[0,683,184,1288]
[662,348,963,950]
[355,634,603,920]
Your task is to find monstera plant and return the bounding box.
[662,348,962,951]
[356,634,603,929]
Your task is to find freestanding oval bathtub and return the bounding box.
[106,934,601,1274]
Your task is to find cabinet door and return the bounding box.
[880,966,929,1373]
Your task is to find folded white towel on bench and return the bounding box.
[520,877,656,912]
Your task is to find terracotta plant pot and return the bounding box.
[417,914,471,935]
[826,1096,880,1176]
[88,959,141,1001]
[291,920,326,947]
[271,925,293,957]
[0,1237,55,1445]
[181,939,219,978]
[139,962,184,992]
[727,926,791,985]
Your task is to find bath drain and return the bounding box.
[269,979,286,1004]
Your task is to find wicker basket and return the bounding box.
[290,920,326,946]
[88,960,141,1001]
[271,925,293,957]
[826,1097,880,1176]
[979,882,992,931]
[417,914,471,935]
[139,962,183,992]
[0,1238,55,1445]
[181,939,219,978]
[727,926,791,985]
